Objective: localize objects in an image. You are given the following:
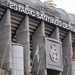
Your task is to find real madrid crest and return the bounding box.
[50,44,59,62]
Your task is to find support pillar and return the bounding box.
[16,15,30,74]
[0,9,12,70]
[62,32,74,75]
[32,21,47,75]
[50,27,59,40]
[50,27,62,75]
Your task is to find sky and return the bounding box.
[40,0,75,15]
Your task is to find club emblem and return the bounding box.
[50,44,59,62]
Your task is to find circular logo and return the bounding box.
[50,44,59,62]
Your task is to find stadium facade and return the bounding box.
[0,0,75,75]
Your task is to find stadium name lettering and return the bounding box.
[8,2,75,32]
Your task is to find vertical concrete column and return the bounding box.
[16,15,30,74]
[62,32,74,75]
[0,9,12,70]
[40,21,45,36]
[32,21,45,38]
[32,21,47,75]
[50,27,62,75]
[50,27,59,40]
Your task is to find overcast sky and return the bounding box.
[40,0,75,15]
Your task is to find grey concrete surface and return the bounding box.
[16,15,30,74]
[32,21,47,75]
[0,69,9,75]
[50,27,59,40]
[50,27,62,75]
[0,9,12,70]
[62,32,74,75]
